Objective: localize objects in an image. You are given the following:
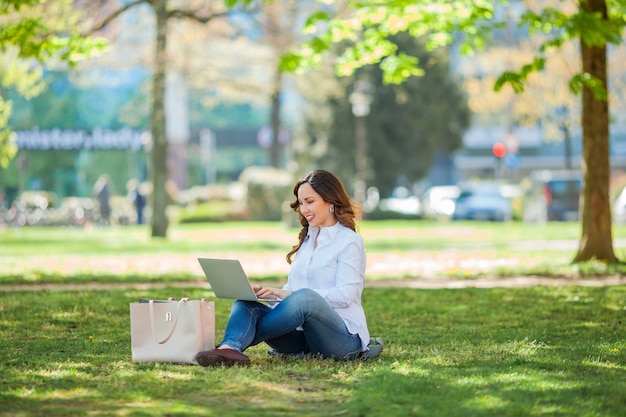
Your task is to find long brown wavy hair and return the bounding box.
[286,170,362,264]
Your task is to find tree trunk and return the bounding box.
[269,67,282,168]
[150,0,169,238]
[573,0,618,263]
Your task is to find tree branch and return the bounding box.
[83,0,149,36]
[166,9,230,23]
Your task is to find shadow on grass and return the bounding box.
[2,342,623,417]
[346,357,624,417]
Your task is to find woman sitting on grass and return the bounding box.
[195,169,372,366]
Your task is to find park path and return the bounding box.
[3,273,624,293]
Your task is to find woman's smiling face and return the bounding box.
[297,182,336,228]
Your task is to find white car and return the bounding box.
[613,187,626,224]
[421,185,460,219]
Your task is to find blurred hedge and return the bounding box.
[240,167,293,221]
[176,167,294,223]
[177,200,248,223]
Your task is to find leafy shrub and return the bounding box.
[239,167,293,221]
[177,200,248,223]
[364,207,421,220]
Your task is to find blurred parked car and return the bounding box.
[421,185,460,220]
[613,186,626,224]
[378,196,421,216]
[451,183,513,221]
[522,170,581,222]
[370,186,421,219]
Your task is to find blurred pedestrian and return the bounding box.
[127,179,146,225]
[93,174,112,225]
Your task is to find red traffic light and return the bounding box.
[492,142,507,158]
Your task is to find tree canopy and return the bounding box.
[0,0,107,166]
[315,35,469,197]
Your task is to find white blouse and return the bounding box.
[283,222,370,351]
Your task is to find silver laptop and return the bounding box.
[197,258,279,302]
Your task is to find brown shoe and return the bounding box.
[195,348,251,367]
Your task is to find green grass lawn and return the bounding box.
[0,285,624,416]
[0,221,624,416]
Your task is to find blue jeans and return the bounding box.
[220,288,362,360]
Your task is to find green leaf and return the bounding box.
[494,71,525,93]
[0,0,42,13]
[0,96,17,168]
[0,53,46,97]
[308,36,331,54]
[569,73,608,100]
[520,8,568,35]
[379,53,423,85]
[224,0,254,7]
[304,11,331,30]
[494,57,545,93]
[539,37,566,52]
[278,52,302,73]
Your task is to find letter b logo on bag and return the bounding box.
[130,299,215,364]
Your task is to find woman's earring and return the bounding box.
[330,205,335,213]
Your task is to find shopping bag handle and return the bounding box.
[149,298,189,344]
